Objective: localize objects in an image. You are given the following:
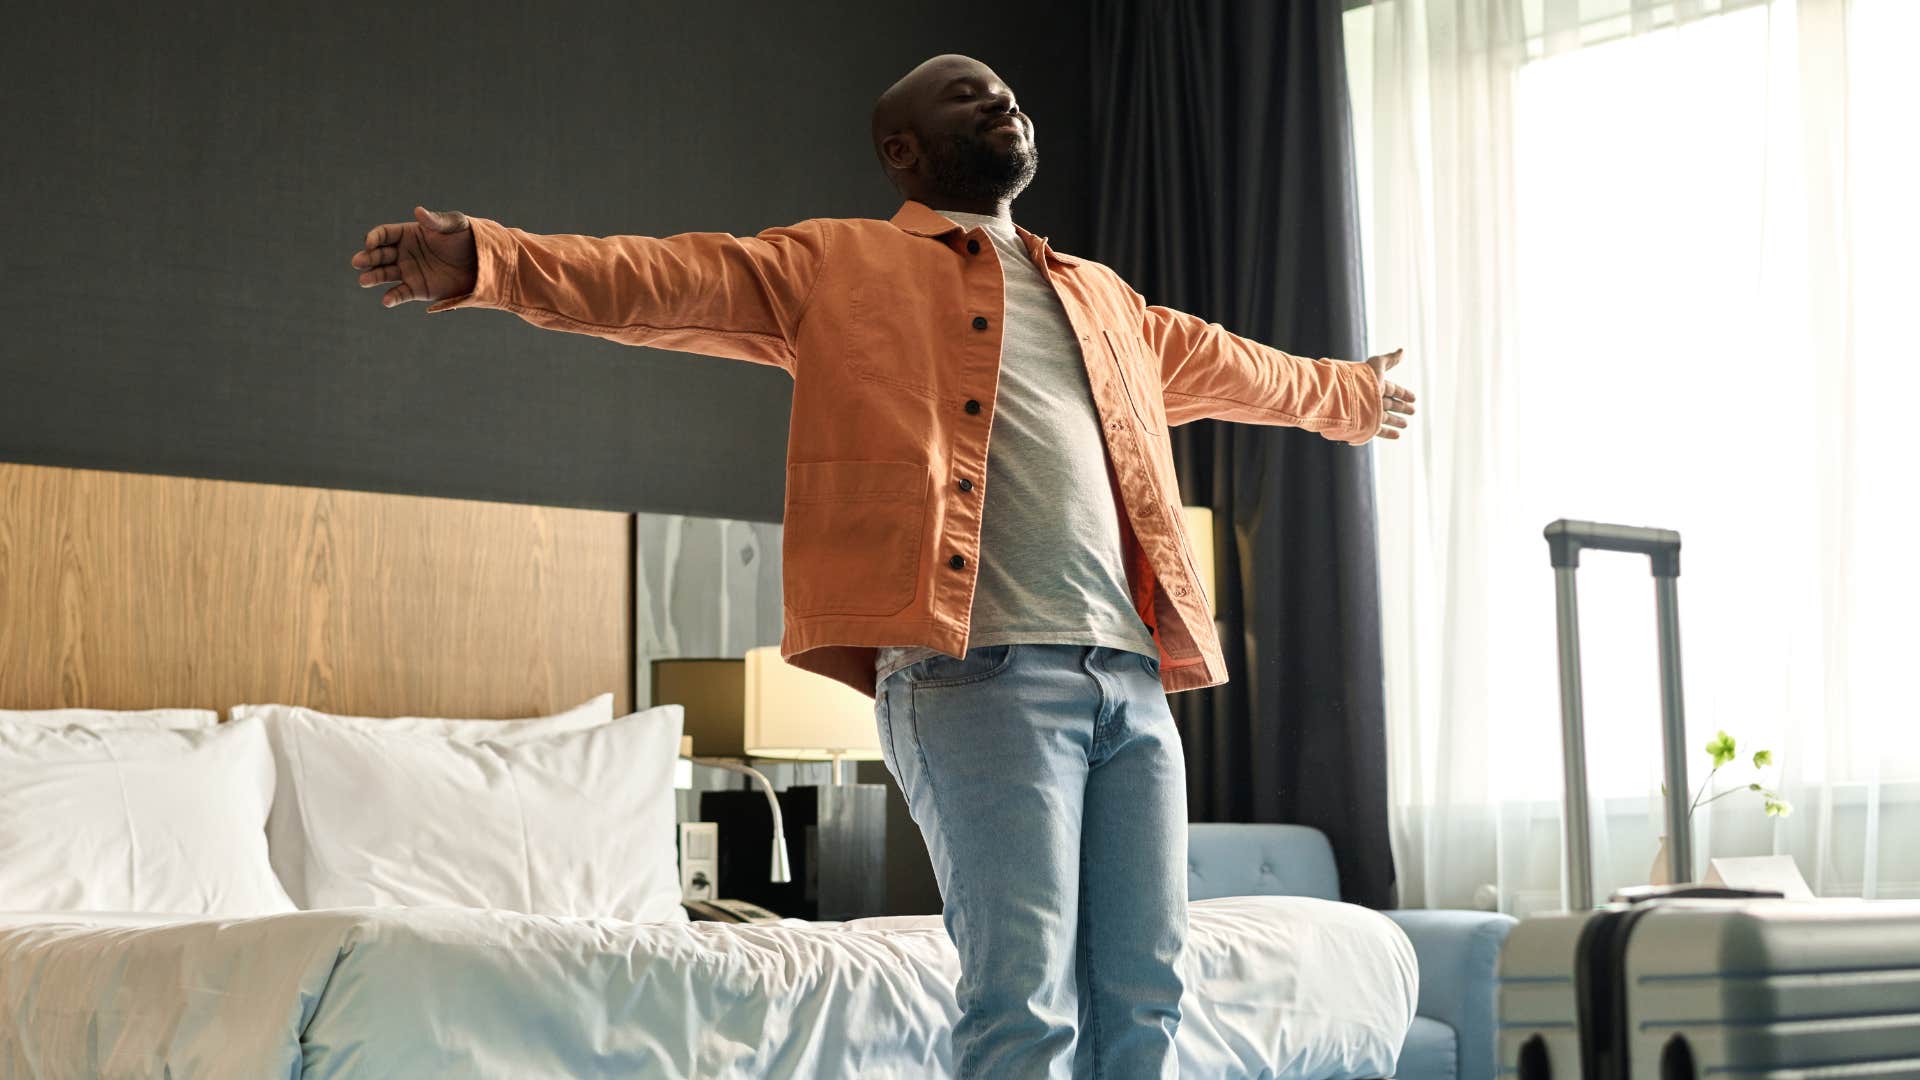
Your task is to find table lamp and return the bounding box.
[740,645,889,921]
[741,645,885,785]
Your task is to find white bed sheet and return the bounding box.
[0,896,1415,1079]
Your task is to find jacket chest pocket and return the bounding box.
[782,460,927,617]
[845,283,940,398]
[1102,329,1165,431]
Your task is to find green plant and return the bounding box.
[1689,730,1791,822]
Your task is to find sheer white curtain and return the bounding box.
[1346,0,1919,914]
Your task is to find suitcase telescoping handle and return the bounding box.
[1545,520,1689,910]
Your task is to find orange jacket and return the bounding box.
[430,199,1382,699]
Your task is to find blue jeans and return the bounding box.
[875,643,1189,1079]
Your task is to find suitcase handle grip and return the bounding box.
[1545,519,1681,577]
[1546,519,1692,909]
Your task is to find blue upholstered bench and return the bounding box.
[1188,823,1516,1080]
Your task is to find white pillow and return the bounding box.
[260,703,686,923]
[230,691,614,740]
[0,717,294,915]
[233,693,615,905]
[0,706,218,729]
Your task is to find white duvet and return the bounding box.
[0,896,1415,1079]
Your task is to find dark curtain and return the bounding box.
[1089,0,1395,909]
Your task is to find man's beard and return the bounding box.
[918,124,1038,203]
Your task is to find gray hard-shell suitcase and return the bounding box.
[1494,520,1920,1079]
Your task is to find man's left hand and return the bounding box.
[1366,347,1416,441]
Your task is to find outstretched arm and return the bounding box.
[352,205,831,375]
[1133,287,1411,443]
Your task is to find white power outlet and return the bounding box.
[679,821,719,901]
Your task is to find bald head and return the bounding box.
[869,54,1035,206]
[869,54,981,162]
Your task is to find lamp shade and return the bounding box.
[742,646,884,761]
[652,657,749,757]
[1183,505,1217,617]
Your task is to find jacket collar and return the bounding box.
[889,199,1085,267]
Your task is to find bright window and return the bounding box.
[1346,0,1918,802]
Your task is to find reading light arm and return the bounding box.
[686,756,792,884]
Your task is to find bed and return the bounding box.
[0,462,1416,1078]
[0,898,1412,1078]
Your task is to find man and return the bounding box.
[350,52,1414,1079]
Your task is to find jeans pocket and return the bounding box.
[903,644,1019,690]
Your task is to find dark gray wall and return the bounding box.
[2,3,1091,522]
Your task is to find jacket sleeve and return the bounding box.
[426,216,833,376]
[1133,288,1381,444]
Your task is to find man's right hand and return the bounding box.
[350,205,479,308]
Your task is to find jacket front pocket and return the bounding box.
[846,282,939,398]
[782,460,927,617]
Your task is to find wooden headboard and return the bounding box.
[0,463,633,718]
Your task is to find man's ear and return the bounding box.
[881,131,919,173]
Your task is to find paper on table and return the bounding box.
[1704,855,1816,900]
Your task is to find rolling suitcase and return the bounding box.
[1494,519,1920,1079]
